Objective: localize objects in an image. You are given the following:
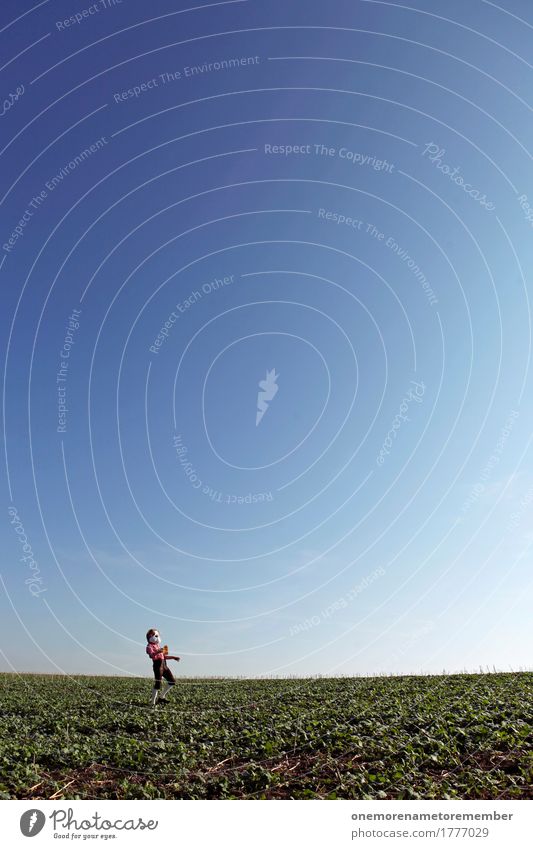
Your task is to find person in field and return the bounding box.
[145,628,180,706]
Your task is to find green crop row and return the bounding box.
[0,672,531,799]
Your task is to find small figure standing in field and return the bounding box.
[145,628,180,707]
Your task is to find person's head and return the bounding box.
[146,628,160,644]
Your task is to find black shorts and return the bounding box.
[152,659,175,689]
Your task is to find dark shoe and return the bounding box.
[157,698,168,705]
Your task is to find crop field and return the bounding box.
[0,672,531,800]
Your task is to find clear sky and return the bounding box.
[1,0,532,677]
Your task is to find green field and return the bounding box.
[0,672,531,800]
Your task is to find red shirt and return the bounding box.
[146,642,164,661]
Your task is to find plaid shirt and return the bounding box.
[146,642,164,661]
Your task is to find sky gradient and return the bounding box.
[1,0,532,677]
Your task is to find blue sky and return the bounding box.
[1,0,532,677]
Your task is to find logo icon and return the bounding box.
[256,368,279,426]
[20,809,46,837]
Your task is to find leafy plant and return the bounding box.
[0,672,531,799]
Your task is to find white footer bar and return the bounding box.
[2,799,532,848]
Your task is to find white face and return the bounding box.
[149,631,160,644]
